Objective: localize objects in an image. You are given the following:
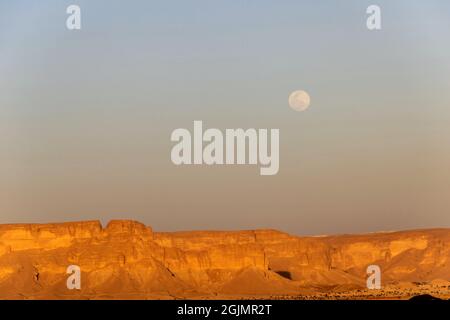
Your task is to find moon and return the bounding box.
[288,90,311,112]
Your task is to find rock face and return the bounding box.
[0,220,449,299]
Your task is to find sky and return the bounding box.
[1,0,450,235]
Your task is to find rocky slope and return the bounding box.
[0,220,449,299]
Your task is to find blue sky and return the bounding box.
[1,1,450,234]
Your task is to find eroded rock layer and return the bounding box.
[0,220,449,299]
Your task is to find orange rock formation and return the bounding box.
[0,220,449,299]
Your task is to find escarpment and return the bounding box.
[0,220,449,299]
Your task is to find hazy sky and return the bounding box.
[1,0,450,235]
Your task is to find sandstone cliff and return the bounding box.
[0,220,449,299]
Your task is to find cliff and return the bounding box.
[0,220,449,299]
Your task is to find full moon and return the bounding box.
[288,90,311,112]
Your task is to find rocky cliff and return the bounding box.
[0,220,449,299]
